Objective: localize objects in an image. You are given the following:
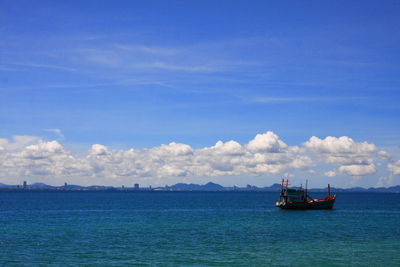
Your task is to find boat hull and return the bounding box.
[276,198,335,210]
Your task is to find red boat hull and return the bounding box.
[276,197,336,210]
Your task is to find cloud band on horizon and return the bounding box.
[0,131,396,187]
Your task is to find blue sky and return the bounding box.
[1,0,400,187]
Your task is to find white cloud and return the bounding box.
[210,140,243,155]
[304,136,376,154]
[339,164,376,176]
[0,132,310,184]
[388,160,400,175]
[23,141,64,159]
[0,139,74,180]
[151,142,193,156]
[0,132,393,185]
[303,136,378,177]
[247,131,287,153]
[0,135,42,151]
[324,170,337,177]
[378,150,391,160]
[89,144,109,156]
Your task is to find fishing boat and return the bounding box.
[275,179,336,210]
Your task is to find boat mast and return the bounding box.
[328,184,331,197]
[305,179,308,200]
[284,179,289,203]
[280,178,284,201]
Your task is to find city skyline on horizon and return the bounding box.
[4,179,400,190]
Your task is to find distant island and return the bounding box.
[0,181,399,193]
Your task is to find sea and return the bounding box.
[0,191,399,266]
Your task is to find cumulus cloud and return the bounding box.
[304,136,376,154]
[339,164,376,176]
[303,136,378,176]
[0,131,393,185]
[324,170,337,177]
[0,135,41,151]
[388,160,400,175]
[0,132,313,184]
[378,150,391,160]
[246,131,287,153]
[90,144,109,156]
[0,139,74,179]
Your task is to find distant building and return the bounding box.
[134,183,139,190]
[23,181,27,189]
[64,182,68,189]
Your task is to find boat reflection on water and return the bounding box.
[275,179,336,210]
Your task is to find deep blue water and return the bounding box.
[0,191,399,266]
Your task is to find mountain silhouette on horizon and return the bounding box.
[0,181,399,193]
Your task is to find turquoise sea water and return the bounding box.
[0,191,399,266]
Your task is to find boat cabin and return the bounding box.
[281,188,307,202]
